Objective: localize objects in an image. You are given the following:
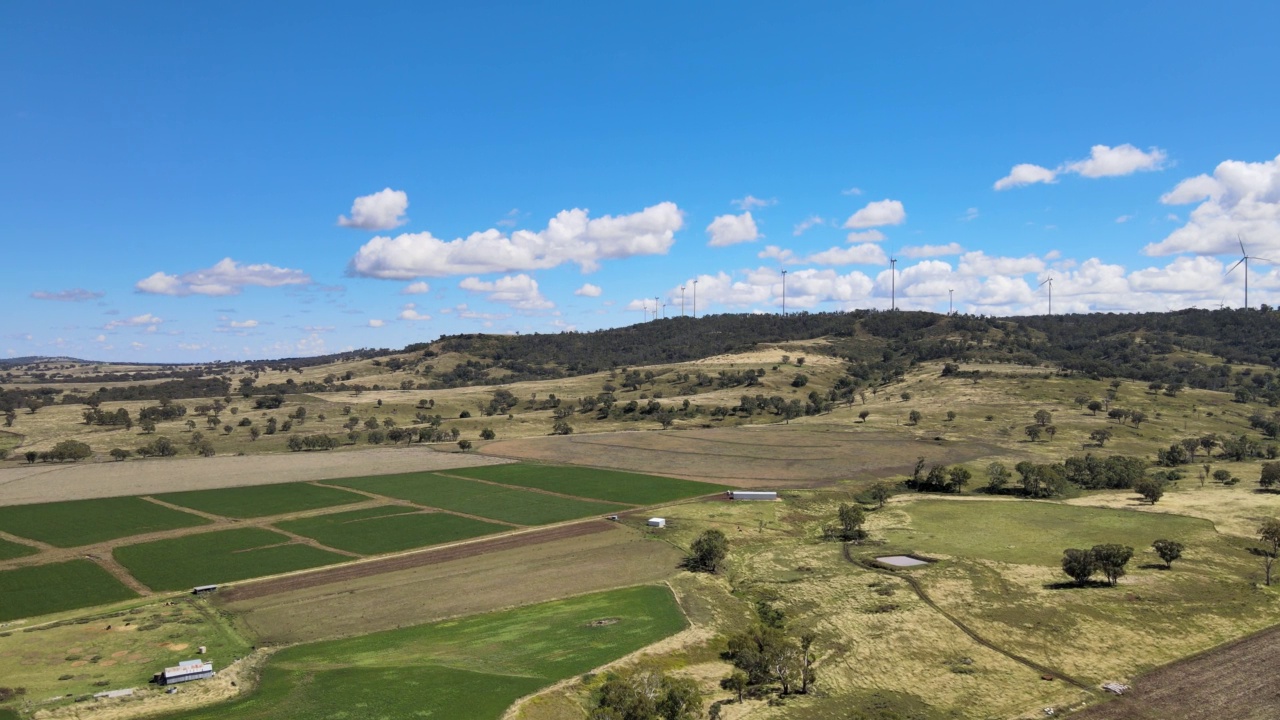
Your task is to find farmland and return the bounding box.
[153,483,366,519]
[0,536,37,560]
[448,463,732,504]
[0,560,138,622]
[114,528,349,591]
[157,585,687,720]
[0,496,207,547]
[276,506,508,555]
[326,471,628,525]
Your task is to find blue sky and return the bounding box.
[4,2,1280,361]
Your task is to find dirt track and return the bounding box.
[1070,623,1280,719]
[0,446,510,506]
[219,520,615,602]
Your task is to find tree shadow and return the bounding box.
[1138,563,1170,571]
[1043,580,1112,590]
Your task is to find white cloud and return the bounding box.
[758,245,797,264]
[1063,144,1167,178]
[842,187,863,196]
[229,319,259,329]
[960,208,979,222]
[31,288,103,302]
[496,208,520,228]
[459,274,554,310]
[846,229,887,243]
[348,202,683,278]
[1129,256,1224,293]
[1144,154,1280,256]
[957,251,1046,277]
[732,195,776,210]
[94,334,107,342]
[337,188,409,230]
[104,313,162,331]
[805,243,889,266]
[706,212,761,247]
[136,258,310,296]
[792,216,824,236]
[442,303,506,321]
[130,341,145,350]
[402,281,431,294]
[367,319,385,328]
[843,199,906,229]
[996,144,1168,190]
[994,163,1058,190]
[901,242,964,258]
[398,303,432,321]
[1115,215,1134,223]
[574,283,603,297]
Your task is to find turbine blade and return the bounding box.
[1240,235,1248,256]
[1225,258,1245,276]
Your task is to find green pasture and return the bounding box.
[114,527,348,591]
[158,584,686,720]
[449,463,731,505]
[883,499,1217,566]
[0,536,38,560]
[328,472,626,525]
[0,496,208,548]
[154,482,365,519]
[276,506,507,555]
[0,560,138,622]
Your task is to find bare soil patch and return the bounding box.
[482,425,1001,487]
[0,447,510,506]
[1069,623,1280,719]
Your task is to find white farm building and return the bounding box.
[647,517,666,528]
[727,491,778,501]
[157,659,214,685]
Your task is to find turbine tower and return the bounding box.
[680,285,686,316]
[1225,236,1275,309]
[781,270,788,316]
[693,279,698,319]
[1038,276,1054,316]
[890,257,897,311]
[948,288,954,315]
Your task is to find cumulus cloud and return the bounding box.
[846,229,887,243]
[1116,215,1134,223]
[960,208,980,222]
[901,242,964,258]
[732,195,776,210]
[104,313,162,331]
[994,163,1058,190]
[398,303,432,321]
[995,144,1167,190]
[1144,153,1280,256]
[843,199,906,229]
[792,216,824,236]
[229,319,258,329]
[574,283,603,297]
[706,212,761,247]
[136,258,311,296]
[957,251,1046,277]
[402,281,431,294]
[758,245,796,264]
[367,319,385,328]
[805,243,889,266]
[459,274,554,310]
[349,202,682,278]
[337,188,409,230]
[842,187,863,196]
[31,288,103,302]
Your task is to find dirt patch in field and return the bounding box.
[223,523,683,644]
[0,447,511,506]
[482,426,1001,487]
[1069,623,1280,719]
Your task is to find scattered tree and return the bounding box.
[1034,409,1053,426]
[858,409,870,423]
[686,529,728,573]
[1135,477,1165,504]
[869,482,892,508]
[1256,519,1280,586]
[1152,539,1184,569]
[1090,428,1113,447]
[109,448,131,461]
[480,427,496,440]
[1091,544,1134,586]
[1024,424,1043,442]
[986,462,1011,492]
[1062,548,1097,585]
[1261,462,1280,490]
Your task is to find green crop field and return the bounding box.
[328,472,626,525]
[0,560,138,621]
[158,584,686,720]
[449,463,732,505]
[882,499,1217,566]
[114,527,349,591]
[276,506,508,555]
[0,496,208,548]
[154,482,366,519]
[0,536,37,560]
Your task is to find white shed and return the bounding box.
[728,491,778,501]
[647,517,666,528]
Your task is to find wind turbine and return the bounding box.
[693,279,698,319]
[948,288,954,315]
[1037,276,1053,316]
[1225,236,1275,310]
[781,270,788,316]
[680,286,686,316]
[889,257,897,311]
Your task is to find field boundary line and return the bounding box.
[430,470,642,506]
[842,544,1096,693]
[308,480,526,527]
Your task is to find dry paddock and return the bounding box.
[1069,623,1280,720]
[0,446,511,506]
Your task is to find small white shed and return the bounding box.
[647,517,666,528]
[728,491,778,501]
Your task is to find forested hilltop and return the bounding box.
[8,309,1280,408]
